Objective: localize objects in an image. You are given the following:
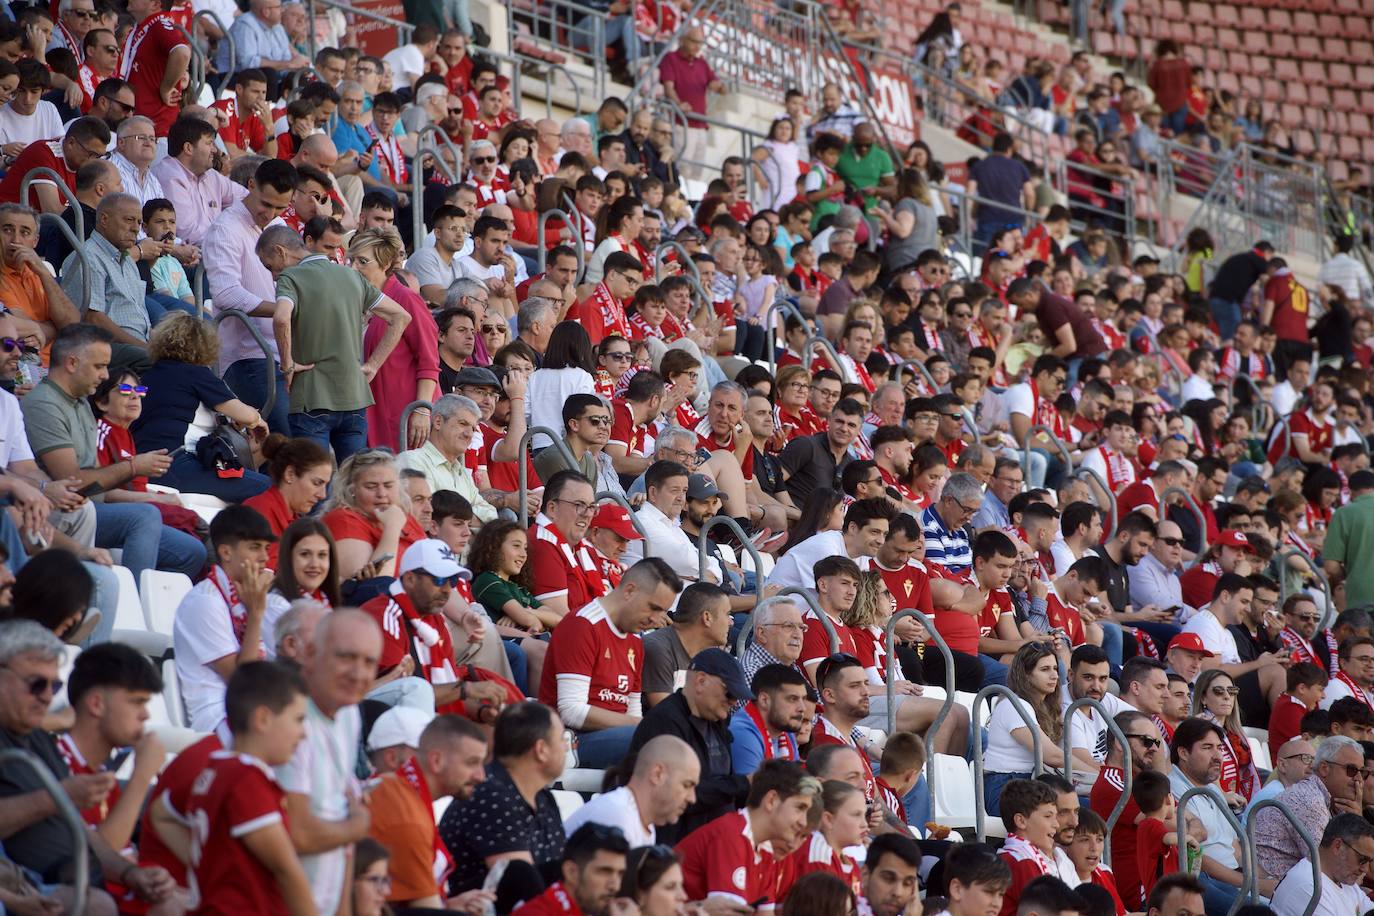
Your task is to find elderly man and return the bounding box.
[1254,735,1365,879]
[35,159,115,273]
[151,116,246,246]
[922,471,983,576]
[564,733,699,847]
[808,82,864,140]
[740,599,806,684]
[291,133,360,228]
[0,620,172,915]
[397,394,498,523]
[516,296,557,358]
[1245,737,1315,816]
[658,28,724,181]
[1129,517,1187,614]
[330,81,389,197]
[60,193,151,372]
[558,116,593,162]
[972,457,1025,531]
[50,0,96,57]
[217,0,310,96]
[1272,814,1374,916]
[111,116,163,207]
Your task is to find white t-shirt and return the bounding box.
[0,101,64,147]
[767,530,848,591]
[1319,673,1369,710]
[1002,382,1035,420]
[1180,608,1240,664]
[562,786,656,847]
[172,579,266,732]
[381,43,425,88]
[527,366,595,449]
[984,695,1044,773]
[1270,859,1366,916]
[0,389,34,466]
[1061,687,1128,762]
[1050,539,1077,577]
[276,699,362,916]
[1181,375,1214,404]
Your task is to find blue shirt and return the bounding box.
[217,11,293,72]
[728,705,799,776]
[922,503,972,576]
[330,119,383,181]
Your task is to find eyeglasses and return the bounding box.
[1328,762,1374,780]
[471,156,497,165]
[1280,753,1314,764]
[603,351,633,362]
[480,324,507,335]
[81,144,112,160]
[1347,843,1374,869]
[1158,537,1184,547]
[425,573,461,588]
[0,664,63,698]
[116,383,148,397]
[950,497,980,515]
[952,310,973,319]
[1128,734,1162,749]
[578,414,612,427]
[1209,685,1240,697]
[121,132,156,143]
[1293,614,1321,624]
[761,621,805,632]
[69,8,97,18]
[0,337,20,353]
[551,498,597,516]
[97,44,118,53]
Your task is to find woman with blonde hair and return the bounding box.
[1191,668,1259,803]
[131,313,270,501]
[321,448,426,583]
[351,227,440,452]
[876,167,939,273]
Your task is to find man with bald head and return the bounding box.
[276,608,380,916]
[658,27,725,180]
[293,133,359,228]
[1129,517,1187,615]
[270,597,330,661]
[564,733,700,846]
[534,117,562,175]
[38,158,118,269]
[620,106,670,186]
[1246,737,1315,816]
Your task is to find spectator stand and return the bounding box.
[1071,466,1117,540]
[213,310,280,419]
[0,749,89,912]
[972,683,1044,841]
[1243,799,1320,915]
[643,96,772,200]
[1337,420,1371,458]
[886,606,955,783]
[1274,546,1336,630]
[765,299,809,377]
[22,168,91,312]
[1159,486,1209,568]
[302,0,410,66]
[1061,697,1132,863]
[696,515,766,581]
[1020,423,1074,482]
[517,427,582,527]
[1174,786,1252,916]
[537,208,586,280]
[411,126,463,250]
[511,0,624,104]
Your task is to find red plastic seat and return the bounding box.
[1162,0,1185,17]
[1361,91,1374,114]
[1339,135,1361,159]
[1309,84,1332,107]
[1293,129,1316,156]
[1217,27,1241,49]
[1363,137,1374,161]
[1346,15,1371,36]
[1241,5,1266,26]
[1279,103,1304,128]
[1349,112,1373,137]
[1292,10,1318,31]
[1242,30,1269,55]
[1301,60,1328,83]
[1296,34,1322,57]
[1274,57,1301,81]
[1319,12,1346,31]
[1269,32,1295,57]
[1285,81,1309,105]
[1268,8,1293,30]
[1326,38,1352,62]
[1329,62,1355,85]
[1213,3,1239,25]
[1229,49,1254,75]
[1334,88,1360,110]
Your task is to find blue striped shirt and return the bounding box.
[922,503,972,576]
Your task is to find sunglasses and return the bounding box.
[479,324,506,335]
[1209,685,1240,697]
[603,351,633,362]
[578,414,612,427]
[1330,763,1374,780]
[1,665,62,698]
[815,652,861,687]
[425,573,461,588]
[471,156,496,165]
[117,383,148,397]
[0,337,20,353]
[1158,537,1184,547]
[1128,734,1163,748]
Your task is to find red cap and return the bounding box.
[1215,529,1255,553]
[1167,633,1218,657]
[591,503,642,540]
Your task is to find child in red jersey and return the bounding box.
[1131,770,1196,902]
[1267,662,1328,753]
[184,661,313,916]
[1066,810,1126,916]
[778,780,866,903]
[997,779,1078,916]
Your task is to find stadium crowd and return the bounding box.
[0,2,1371,916]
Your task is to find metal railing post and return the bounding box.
[537,208,586,282]
[896,358,939,394]
[972,684,1044,842]
[655,241,701,285]
[397,400,433,452]
[191,262,207,320]
[1175,786,1252,916]
[1245,798,1320,916]
[1021,424,1074,480]
[1072,466,1117,541]
[803,334,850,382]
[213,310,277,417]
[1160,487,1208,568]
[1061,698,1131,865]
[194,10,234,81]
[1277,547,1336,630]
[37,214,90,313]
[698,515,765,583]
[517,426,582,528]
[21,168,85,237]
[0,749,87,916]
[888,608,952,805]
[765,299,809,377]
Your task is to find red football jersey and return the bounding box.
[1114,481,1160,518]
[978,587,1015,639]
[479,422,540,493]
[929,565,981,655]
[1269,408,1332,465]
[121,13,189,136]
[0,140,74,208]
[537,599,642,717]
[139,733,224,885]
[1090,767,1146,909]
[608,399,651,458]
[513,882,583,916]
[56,734,122,827]
[213,98,269,153]
[1267,692,1307,755]
[858,556,933,616]
[1134,816,1178,903]
[799,609,859,676]
[1045,589,1087,646]
[676,810,780,907]
[185,751,291,916]
[778,832,862,903]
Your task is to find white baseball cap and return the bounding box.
[398,539,466,580]
[366,706,432,752]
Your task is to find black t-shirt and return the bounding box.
[1095,547,1130,613]
[0,726,100,885]
[779,433,850,506]
[438,357,463,395]
[1227,622,1281,663]
[1210,251,1267,303]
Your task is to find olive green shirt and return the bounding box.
[276,254,383,414]
[1325,492,1374,610]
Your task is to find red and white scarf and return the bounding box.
[1002,834,1056,875]
[1217,348,1267,382]
[1281,626,1339,672]
[919,321,943,353]
[588,281,632,340]
[627,311,664,341]
[367,124,408,185]
[1029,379,1067,439]
[743,701,798,761]
[397,755,455,888]
[533,513,606,603]
[1098,445,1135,492]
[1335,670,1374,712]
[380,584,459,685]
[207,565,262,655]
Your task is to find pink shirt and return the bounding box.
[204,200,278,370]
[365,275,441,450]
[150,155,246,245]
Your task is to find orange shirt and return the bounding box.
[0,263,53,364]
[367,774,441,904]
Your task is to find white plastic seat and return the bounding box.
[1247,736,1272,772]
[930,754,976,829]
[551,789,585,821]
[559,768,607,794]
[157,658,186,728]
[140,570,194,636]
[111,566,145,631]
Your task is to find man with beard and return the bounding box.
[624,460,720,585]
[778,396,861,506]
[860,834,923,916]
[1037,772,1081,850]
[1090,511,1180,654]
[871,425,920,510]
[1063,645,1120,764]
[366,714,492,910]
[743,390,797,533]
[629,648,753,842]
[1090,710,1169,909]
[677,474,756,614]
[730,663,811,774]
[564,734,700,847]
[810,653,879,800]
[512,823,630,916]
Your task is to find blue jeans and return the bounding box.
[1208,297,1243,341]
[83,562,118,647]
[159,450,271,503]
[1031,447,1068,490]
[1198,873,1240,916]
[144,293,199,324]
[93,502,206,581]
[1164,107,1190,136]
[503,640,529,696]
[983,770,1032,817]
[1099,620,1124,669]
[289,408,369,463]
[224,358,290,436]
[973,218,1020,255]
[978,653,1009,687]
[574,725,637,768]
[0,510,29,575]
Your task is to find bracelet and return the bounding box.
[459,682,468,700]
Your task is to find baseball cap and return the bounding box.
[453,366,502,390]
[1215,529,1255,553]
[689,648,753,700]
[591,503,642,541]
[399,539,467,580]
[687,473,721,501]
[1167,633,1217,657]
[366,706,430,752]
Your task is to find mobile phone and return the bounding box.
[77,481,104,498]
[372,552,394,566]
[1165,605,1181,615]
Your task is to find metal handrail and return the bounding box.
[191,262,207,320]
[410,142,457,253]
[655,240,701,286]
[1175,785,1251,916]
[596,491,648,542]
[1072,466,1118,541]
[397,400,433,453]
[1336,420,1369,455]
[0,748,88,916]
[895,357,938,394]
[1061,697,1131,865]
[1268,413,1293,463]
[517,426,582,528]
[172,23,207,101]
[21,168,84,234]
[38,213,90,313]
[1245,798,1319,915]
[781,585,839,652]
[627,0,720,110]
[959,406,980,443]
[1160,486,1209,568]
[887,608,952,804]
[1230,372,1274,435]
[1277,547,1337,631]
[972,684,1044,842]
[697,515,765,584]
[480,45,585,119]
[1020,424,1074,480]
[213,310,277,417]
[536,208,586,284]
[764,298,810,376]
[193,10,234,83]
[803,334,850,383]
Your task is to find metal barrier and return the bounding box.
[596,491,648,541]
[1160,487,1208,568]
[536,209,586,283]
[1244,798,1319,915]
[37,213,90,314]
[698,515,765,583]
[304,0,413,68]
[191,262,207,320]
[213,310,278,417]
[194,9,234,81]
[409,125,461,248]
[516,426,582,528]
[1061,698,1131,865]
[0,748,88,916]
[511,0,617,103]
[764,299,810,377]
[895,357,939,394]
[803,334,849,382]
[655,241,701,286]
[397,400,433,452]
[960,406,980,443]
[1020,424,1074,481]
[1277,547,1336,630]
[481,44,585,119]
[972,684,1044,842]
[1072,466,1118,541]
[887,608,953,802]
[20,168,85,236]
[1175,786,1252,916]
[171,23,210,101]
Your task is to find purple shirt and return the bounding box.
[204,200,278,370]
[150,156,246,246]
[659,49,716,127]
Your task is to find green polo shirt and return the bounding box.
[1325,492,1374,610]
[276,254,383,414]
[837,143,894,211]
[21,376,96,473]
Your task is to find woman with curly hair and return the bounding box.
[130,313,270,501]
